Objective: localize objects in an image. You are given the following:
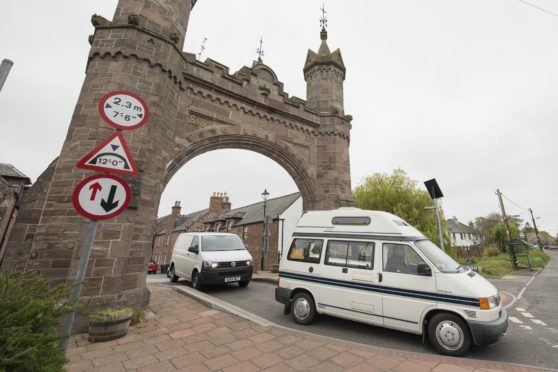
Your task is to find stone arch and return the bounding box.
[1,0,354,331]
[164,135,317,210]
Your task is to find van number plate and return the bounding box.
[225,276,241,283]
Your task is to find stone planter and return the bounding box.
[88,308,132,342]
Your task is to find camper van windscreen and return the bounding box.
[332,217,371,226]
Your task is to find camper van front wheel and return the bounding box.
[428,313,471,356]
[291,292,316,325]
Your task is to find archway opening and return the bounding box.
[149,148,303,278]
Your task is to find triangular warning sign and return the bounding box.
[77,132,139,176]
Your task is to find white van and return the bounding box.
[275,208,508,356]
[168,232,253,289]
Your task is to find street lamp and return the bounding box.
[261,189,270,271]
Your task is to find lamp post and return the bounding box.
[261,189,270,271]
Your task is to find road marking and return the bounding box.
[516,307,526,312]
[519,325,532,330]
[509,316,523,324]
[531,319,547,326]
[522,312,534,318]
[517,269,541,300]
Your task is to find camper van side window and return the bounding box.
[325,240,374,269]
[287,239,323,263]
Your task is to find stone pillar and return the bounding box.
[1,0,195,331]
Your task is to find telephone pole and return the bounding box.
[528,208,543,251]
[495,189,513,242]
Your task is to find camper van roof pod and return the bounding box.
[296,208,426,237]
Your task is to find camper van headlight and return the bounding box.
[203,261,219,269]
[479,295,499,310]
[246,260,253,266]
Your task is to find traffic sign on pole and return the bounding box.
[76,132,139,176]
[99,91,149,130]
[72,174,131,220]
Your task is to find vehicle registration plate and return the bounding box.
[224,276,241,283]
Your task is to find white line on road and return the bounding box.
[516,307,526,312]
[522,312,534,318]
[519,325,532,330]
[509,316,523,324]
[517,269,541,300]
[531,319,547,326]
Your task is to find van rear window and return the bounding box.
[287,239,323,263]
[332,216,371,226]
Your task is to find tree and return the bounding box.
[353,169,452,251]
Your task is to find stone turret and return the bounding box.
[304,26,346,115]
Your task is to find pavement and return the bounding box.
[65,271,549,372]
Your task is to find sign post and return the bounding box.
[59,174,131,348]
[60,90,147,349]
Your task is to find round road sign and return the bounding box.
[72,174,131,220]
[99,91,149,130]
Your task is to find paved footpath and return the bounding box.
[66,284,547,372]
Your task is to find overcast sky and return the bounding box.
[1,0,556,236]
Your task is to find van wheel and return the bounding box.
[428,313,472,356]
[291,292,316,325]
[238,281,249,288]
[191,270,202,290]
[169,265,179,283]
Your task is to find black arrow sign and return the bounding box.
[100,185,120,212]
[137,114,143,118]
[111,144,120,151]
[105,103,112,109]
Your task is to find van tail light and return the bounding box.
[276,277,280,287]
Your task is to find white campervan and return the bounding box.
[275,208,508,356]
[168,232,253,289]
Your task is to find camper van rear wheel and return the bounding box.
[291,292,316,325]
[169,265,179,283]
[428,313,471,356]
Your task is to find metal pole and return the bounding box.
[434,199,445,252]
[262,200,267,271]
[529,208,543,251]
[0,59,14,92]
[58,220,98,350]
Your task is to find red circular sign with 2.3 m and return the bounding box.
[98,91,149,130]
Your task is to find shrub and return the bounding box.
[90,307,132,322]
[0,271,74,371]
[131,306,144,325]
[485,246,501,257]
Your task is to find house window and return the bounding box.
[460,233,464,240]
[243,226,248,239]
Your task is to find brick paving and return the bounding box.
[66,285,544,372]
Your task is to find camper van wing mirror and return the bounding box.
[188,245,199,254]
[417,263,432,276]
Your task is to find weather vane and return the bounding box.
[256,37,264,62]
[197,37,207,60]
[320,3,328,30]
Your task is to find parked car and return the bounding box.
[168,232,253,289]
[147,260,157,274]
[275,208,508,357]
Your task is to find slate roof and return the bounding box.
[155,208,209,235]
[211,192,301,226]
[0,163,31,185]
[446,219,478,234]
[157,193,301,233]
